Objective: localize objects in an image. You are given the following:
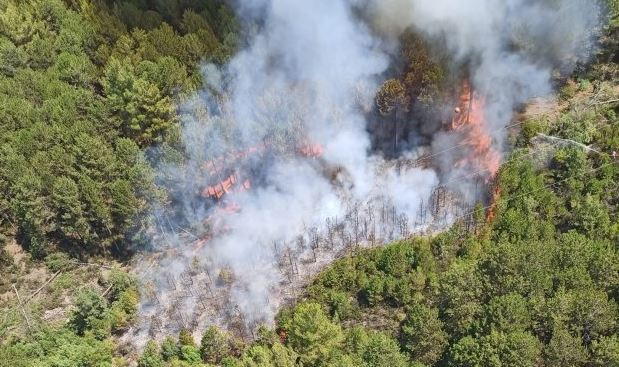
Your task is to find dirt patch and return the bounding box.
[523,96,562,119]
[5,240,26,268]
[0,287,15,303]
[23,266,50,289]
[42,306,68,325]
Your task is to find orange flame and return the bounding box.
[202,174,239,200]
[451,80,501,180]
[297,143,324,158]
[201,142,323,202]
[485,185,501,223]
[195,140,324,249]
[201,143,269,177]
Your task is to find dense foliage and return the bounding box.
[0,268,139,367]
[0,0,237,258]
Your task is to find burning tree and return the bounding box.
[451,80,501,181]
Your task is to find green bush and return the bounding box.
[44,252,72,272]
[69,288,109,337]
[200,326,231,364]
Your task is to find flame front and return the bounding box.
[452,80,501,180]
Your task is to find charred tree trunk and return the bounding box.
[393,107,398,156]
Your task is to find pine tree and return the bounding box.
[401,303,448,365]
[200,326,231,364]
[138,340,164,367]
[286,302,344,366]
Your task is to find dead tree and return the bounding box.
[351,206,360,249]
[196,291,209,311]
[368,220,376,247]
[398,214,409,238]
[463,206,475,233]
[166,273,177,291]
[149,315,162,336]
[174,310,187,330]
[432,186,447,216]
[416,199,427,227]
[12,285,32,331]
[326,218,335,249]
[296,235,307,261]
[391,203,397,226]
[390,203,397,239]
[203,267,216,298]
[339,229,354,255]
[151,288,162,306]
[187,313,199,330]
[282,247,299,283]
[272,241,281,265]
[180,272,194,287]
[230,305,252,342]
[380,200,387,228]
[309,227,319,262]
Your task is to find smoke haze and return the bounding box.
[366,0,601,194]
[128,0,603,346]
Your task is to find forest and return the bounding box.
[0,0,618,366]
[0,0,237,259]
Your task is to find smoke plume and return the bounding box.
[127,0,602,346]
[367,0,601,195]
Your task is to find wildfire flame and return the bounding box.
[201,142,322,202]
[486,185,502,223]
[451,80,501,180]
[451,80,503,223]
[194,140,325,249]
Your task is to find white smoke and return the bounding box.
[190,0,441,320]
[128,0,603,346]
[366,0,601,194]
[128,0,439,345]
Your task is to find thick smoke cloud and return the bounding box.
[366,0,601,196]
[131,0,439,345]
[190,0,440,317]
[129,0,602,346]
